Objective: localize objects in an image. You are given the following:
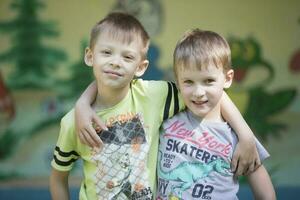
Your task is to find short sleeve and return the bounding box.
[51,110,80,171]
[161,81,185,121]
[255,137,270,162]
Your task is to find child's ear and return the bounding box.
[135,59,149,77]
[224,69,234,89]
[84,47,93,67]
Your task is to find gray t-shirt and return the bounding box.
[156,110,269,200]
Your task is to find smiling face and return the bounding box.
[173,29,234,121]
[85,30,148,91]
[177,64,233,121]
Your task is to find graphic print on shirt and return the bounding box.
[158,151,231,199]
[157,119,233,200]
[91,113,152,200]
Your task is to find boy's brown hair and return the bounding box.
[173,29,231,78]
[89,12,150,59]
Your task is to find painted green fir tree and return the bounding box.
[56,40,93,102]
[0,0,66,89]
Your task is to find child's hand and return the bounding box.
[74,102,107,147]
[231,138,261,176]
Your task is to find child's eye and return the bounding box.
[183,80,193,84]
[124,55,134,60]
[205,79,215,84]
[101,50,111,55]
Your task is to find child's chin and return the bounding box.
[190,109,207,119]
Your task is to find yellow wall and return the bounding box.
[156,0,300,90]
[1,0,299,89]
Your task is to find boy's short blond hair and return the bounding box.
[89,12,150,59]
[173,29,231,78]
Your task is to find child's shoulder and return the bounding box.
[132,79,169,87]
[60,108,76,129]
[162,110,189,124]
[131,79,172,95]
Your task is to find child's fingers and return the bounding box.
[92,114,108,131]
[86,123,103,146]
[254,157,261,170]
[91,130,103,147]
[78,130,88,145]
[89,129,104,147]
[82,129,98,147]
[231,153,238,172]
[81,129,93,147]
[234,162,244,177]
[245,161,255,175]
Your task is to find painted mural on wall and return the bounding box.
[289,18,300,74]
[289,48,300,73]
[0,0,68,132]
[0,71,15,123]
[228,37,296,141]
[0,0,92,179]
[0,0,298,184]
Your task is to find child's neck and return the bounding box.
[93,84,130,110]
[193,102,224,123]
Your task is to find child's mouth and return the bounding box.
[192,100,208,105]
[104,70,122,77]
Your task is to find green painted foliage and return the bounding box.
[0,0,66,90]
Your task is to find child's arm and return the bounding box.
[75,81,107,147]
[221,91,260,176]
[247,165,276,200]
[49,169,70,200]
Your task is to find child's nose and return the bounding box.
[193,86,205,97]
[110,56,122,68]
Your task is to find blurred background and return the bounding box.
[0,0,299,199]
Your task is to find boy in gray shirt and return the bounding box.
[156,29,276,200]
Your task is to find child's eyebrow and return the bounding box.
[205,74,217,78]
[123,50,138,55]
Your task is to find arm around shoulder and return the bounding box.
[220,91,260,175]
[49,168,70,200]
[74,81,106,147]
[247,165,276,200]
[220,91,255,141]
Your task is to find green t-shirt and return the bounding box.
[51,79,184,200]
